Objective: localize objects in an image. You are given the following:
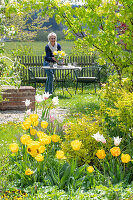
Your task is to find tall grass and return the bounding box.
[4,41,74,56]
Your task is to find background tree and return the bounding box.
[43,0,133,86]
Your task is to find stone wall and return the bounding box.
[0,86,35,111]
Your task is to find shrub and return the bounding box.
[61,114,110,166]
[100,76,133,139]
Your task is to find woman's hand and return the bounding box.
[52,57,57,62]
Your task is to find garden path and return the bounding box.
[0,107,69,124]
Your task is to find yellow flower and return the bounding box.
[27,141,40,157]
[9,143,19,153]
[25,168,33,175]
[30,128,37,135]
[51,134,60,143]
[37,131,46,138]
[21,120,31,130]
[39,135,51,145]
[121,153,131,163]
[110,147,121,157]
[35,154,44,162]
[56,150,65,159]
[53,51,57,55]
[96,149,106,159]
[30,114,39,122]
[32,120,39,127]
[41,121,48,129]
[61,51,65,56]
[20,134,31,145]
[71,140,82,151]
[38,145,46,153]
[87,166,94,173]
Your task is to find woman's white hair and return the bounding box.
[48,32,57,41]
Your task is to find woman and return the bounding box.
[44,32,61,94]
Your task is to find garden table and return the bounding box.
[41,64,82,96]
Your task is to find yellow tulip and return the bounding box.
[20,134,31,145]
[30,114,39,122]
[30,128,37,136]
[35,154,44,162]
[51,134,60,143]
[110,147,121,157]
[96,149,106,159]
[87,166,94,173]
[71,140,82,151]
[56,150,65,159]
[39,135,51,145]
[41,121,48,129]
[9,143,19,153]
[121,153,131,163]
[38,145,46,154]
[25,168,33,175]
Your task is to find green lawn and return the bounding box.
[4,41,74,56]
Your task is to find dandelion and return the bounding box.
[56,150,65,159]
[71,140,82,151]
[25,168,33,175]
[114,136,122,146]
[41,121,48,129]
[96,149,106,159]
[35,154,44,162]
[9,143,19,153]
[87,166,94,173]
[24,99,31,107]
[121,153,131,163]
[52,96,59,105]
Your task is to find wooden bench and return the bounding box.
[75,66,101,93]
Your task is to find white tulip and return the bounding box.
[24,99,31,107]
[35,94,43,103]
[92,131,106,144]
[114,136,122,146]
[52,96,59,105]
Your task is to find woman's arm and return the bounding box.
[45,46,55,62]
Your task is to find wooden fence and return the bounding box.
[17,55,97,86]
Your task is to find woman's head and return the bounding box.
[48,32,57,46]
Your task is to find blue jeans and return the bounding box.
[43,61,54,94]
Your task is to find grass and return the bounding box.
[4,41,74,56]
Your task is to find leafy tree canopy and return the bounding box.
[2,0,133,83]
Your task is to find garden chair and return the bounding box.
[28,67,47,89]
[75,66,101,93]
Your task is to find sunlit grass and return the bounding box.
[4,41,74,56]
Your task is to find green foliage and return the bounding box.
[61,114,106,166]
[44,0,133,80]
[100,76,133,138]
